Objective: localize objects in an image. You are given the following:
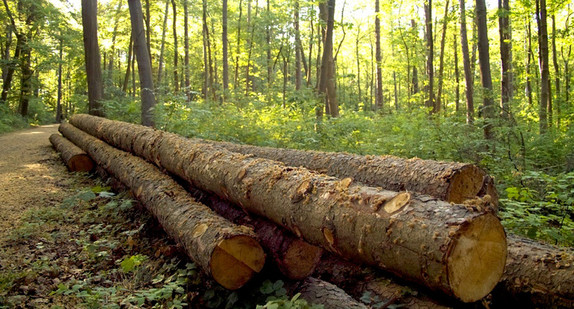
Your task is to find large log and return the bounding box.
[49,133,94,172]
[201,140,498,206]
[490,235,574,308]
[58,123,265,290]
[69,114,507,303]
[291,277,368,309]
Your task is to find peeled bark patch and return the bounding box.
[49,134,94,172]
[58,123,265,290]
[201,140,496,206]
[69,115,507,302]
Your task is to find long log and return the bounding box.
[58,123,265,290]
[290,277,368,309]
[491,235,574,308]
[69,114,507,303]
[201,140,498,206]
[49,133,94,172]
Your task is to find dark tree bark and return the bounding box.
[0,26,12,104]
[425,0,435,113]
[459,0,474,124]
[107,0,123,87]
[202,0,213,100]
[234,0,242,90]
[56,38,63,123]
[294,0,302,91]
[266,0,272,89]
[374,0,383,111]
[525,19,534,106]
[536,0,550,133]
[436,0,450,114]
[183,0,191,100]
[551,15,560,128]
[317,0,339,118]
[157,0,169,88]
[144,0,151,62]
[454,33,460,112]
[122,33,133,93]
[171,0,179,92]
[128,0,156,127]
[499,0,513,119]
[476,0,495,140]
[411,20,420,96]
[222,0,229,96]
[81,0,105,117]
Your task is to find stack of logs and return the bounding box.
[49,114,573,308]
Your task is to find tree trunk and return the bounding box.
[490,235,574,308]
[199,140,497,205]
[202,0,211,99]
[128,0,156,127]
[157,0,169,89]
[234,0,242,90]
[536,0,549,133]
[0,34,19,104]
[222,0,229,96]
[122,33,133,93]
[293,277,367,309]
[56,38,63,123]
[144,0,151,63]
[525,19,534,106]
[107,0,123,86]
[459,0,474,124]
[318,0,339,118]
[17,36,31,117]
[499,0,513,119]
[374,0,383,111]
[476,0,494,140]
[425,0,435,113]
[294,0,302,91]
[436,0,450,114]
[50,134,94,172]
[183,0,191,100]
[551,15,560,128]
[58,123,265,290]
[81,0,105,117]
[454,33,460,112]
[266,0,272,90]
[69,114,508,303]
[171,0,179,92]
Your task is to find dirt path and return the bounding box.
[0,125,68,235]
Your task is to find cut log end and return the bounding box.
[382,192,411,214]
[446,165,486,204]
[68,154,95,172]
[281,239,323,279]
[447,214,507,302]
[210,235,266,290]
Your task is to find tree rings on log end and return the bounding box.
[68,154,95,172]
[382,192,411,214]
[281,239,323,279]
[446,165,486,204]
[447,214,507,302]
[210,235,266,290]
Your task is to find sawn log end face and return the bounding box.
[447,213,507,302]
[446,165,486,204]
[281,238,323,280]
[210,235,266,290]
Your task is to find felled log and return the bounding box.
[491,235,574,308]
[58,123,265,290]
[290,277,368,309]
[49,133,94,172]
[201,140,498,206]
[69,115,507,303]
[201,192,323,280]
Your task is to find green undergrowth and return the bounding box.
[0,178,324,308]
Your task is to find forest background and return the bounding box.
[0,0,573,248]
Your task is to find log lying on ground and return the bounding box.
[58,123,265,290]
[191,189,323,280]
[289,277,368,309]
[490,235,574,308]
[202,140,498,206]
[69,114,507,303]
[314,254,451,309]
[49,133,94,172]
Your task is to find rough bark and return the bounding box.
[69,114,508,303]
[294,0,302,91]
[436,0,450,114]
[128,0,156,127]
[171,0,179,92]
[292,277,367,309]
[317,0,338,118]
[459,0,474,124]
[425,0,435,113]
[56,38,63,123]
[59,123,265,290]
[536,0,549,133]
[499,0,513,119]
[222,0,229,95]
[49,134,94,172]
[183,0,191,100]
[200,141,497,206]
[157,0,169,88]
[491,235,574,308]
[81,0,105,117]
[475,0,494,140]
[200,192,323,280]
[374,0,383,111]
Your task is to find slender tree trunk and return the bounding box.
[0,29,10,87]
[81,0,105,117]
[245,1,257,95]
[476,0,494,139]
[234,0,243,91]
[144,0,151,62]
[536,0,549,133]
[108,0,123,86]
[171,0,179,92]
[307,13,314,86]
[317,0,338,118]
[436,0,450,114]
[56,38,63,123]
[551,15,560,128]
[460,0,474,124]
[454,33,460,112]
[356,28,361,107]
[266,0,272,90]
[123,33,133,93]
[128,0,156,127]
[183,0,191,100]
[222,0,229,97]
[1,33,19,104]
[375,0,383,111]
[411,20,419,97]
[425,0,435,113]
[294,0,302,91]
[157,0,169,89]
[499,0,513,119]
[202,0,209,99]
[525,19,533,106]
